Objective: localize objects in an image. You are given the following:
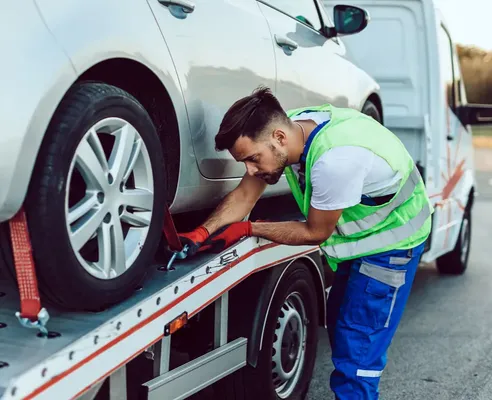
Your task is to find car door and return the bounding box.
[146,0,276,179]
[256,0,362,112]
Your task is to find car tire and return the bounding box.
[22,82,166,310]
[436,206,472,275]
[362,99,382,123]
[215,261,319,400]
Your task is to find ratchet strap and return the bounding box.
[163,204,184,252]
[9,208,42,321]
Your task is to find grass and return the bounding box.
[472,125,492,137]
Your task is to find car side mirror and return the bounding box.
[456,104,492,126]
[325,5,369,38]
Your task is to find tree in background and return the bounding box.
[457,44,492,104]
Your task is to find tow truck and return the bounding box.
[0,196,327,400]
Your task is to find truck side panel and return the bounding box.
[322,0,475,262]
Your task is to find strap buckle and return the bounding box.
[163,244,189,271]
[15,307,50,336]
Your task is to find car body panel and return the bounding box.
[0,0,382,221]
[147,0,277,180]
[0,0,77,221]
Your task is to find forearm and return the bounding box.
[202,190,254,234]
[251,221,330,246]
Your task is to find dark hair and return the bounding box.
[215,86,289,151]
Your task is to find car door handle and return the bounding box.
[158,0,195,14]
[274,34,298,51]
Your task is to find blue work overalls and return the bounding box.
[326,238,425,399]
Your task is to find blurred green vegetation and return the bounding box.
[472,125,492,136]
[457,44,492,136]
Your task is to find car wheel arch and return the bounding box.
[365,93,384,124]
[75,57,182,205]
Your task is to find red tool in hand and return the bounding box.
[202,221,252,253]
[178,226,210,256]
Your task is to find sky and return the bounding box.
[436,0,492,50]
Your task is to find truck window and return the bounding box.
[452,47,465,105]
[260,0,322,30]
[438,25,459,108]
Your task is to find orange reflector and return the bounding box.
[164,312,188,336]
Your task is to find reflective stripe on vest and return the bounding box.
[322,201,432,259]
[336,166,422,236]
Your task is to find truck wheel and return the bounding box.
[23,82,166,310]
[436,206,471,275]
[362,99,382,123]
[217,261,319,400]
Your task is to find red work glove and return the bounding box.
[202,222,252,253]
[178,226,209,256]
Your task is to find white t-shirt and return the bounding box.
[290,111,402,211]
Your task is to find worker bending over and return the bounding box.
[179,87,433,399]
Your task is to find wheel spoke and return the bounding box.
[121,210,151,227]
[98,216,126,277]
[76,132,109,191]
[71,207,107,251]
[98,222,112,278]
[87,128,110,171]
[120,188,153,211]
[68,194,99,225]
[110,123,138,185]
[122,138,142,183]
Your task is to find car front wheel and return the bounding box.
[23,82,166,310]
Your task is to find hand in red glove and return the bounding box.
[202,222,252,253]
[178,226,209,256]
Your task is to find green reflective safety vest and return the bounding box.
[284,104,434,271]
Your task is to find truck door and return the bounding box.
[146,0,276,179]
[256,0,362,111]
[434,23,475,255]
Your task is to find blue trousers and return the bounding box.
[326,242,425,399]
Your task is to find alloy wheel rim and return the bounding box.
[65,117,154,280]
[272,292,307,398]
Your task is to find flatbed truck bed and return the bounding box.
[0,234,326,400]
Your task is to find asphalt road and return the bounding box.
[307,169,492,400]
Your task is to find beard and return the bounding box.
[255,145,288,185]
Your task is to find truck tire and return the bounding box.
[436,206,471,275]
[22,82,166,310]
[362,99,382,123]
[216,261,319,400]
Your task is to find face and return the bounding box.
[230,134,288,185]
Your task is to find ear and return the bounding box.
[272,128,287,146]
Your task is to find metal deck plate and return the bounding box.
[0,253,213,394]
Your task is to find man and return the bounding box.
[179,86,433,399]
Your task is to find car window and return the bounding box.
[261,0,322,30]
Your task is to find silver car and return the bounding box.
[0,0,381,310]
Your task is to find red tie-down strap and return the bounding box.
[9,208,42,321]
[162,203,184,252]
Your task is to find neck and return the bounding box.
[290,120,316,164]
